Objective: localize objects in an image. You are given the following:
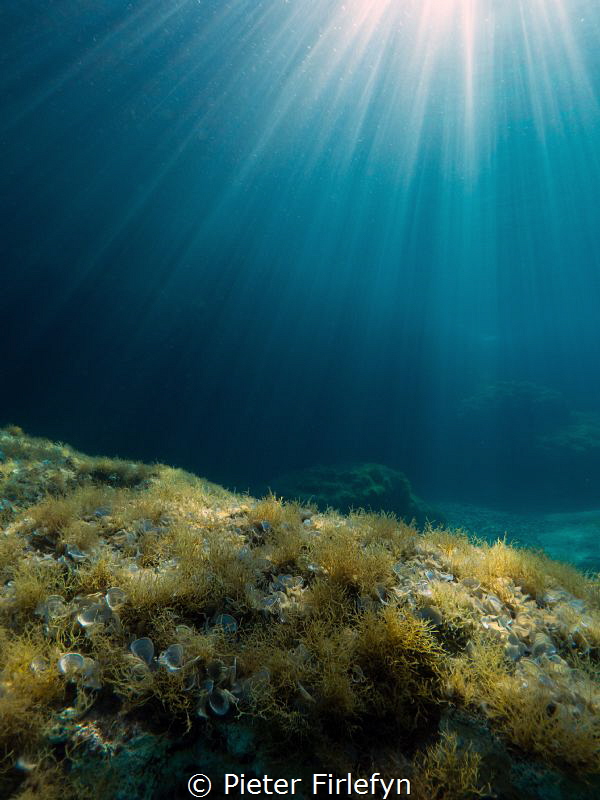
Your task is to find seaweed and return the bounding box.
[1,429,599,798]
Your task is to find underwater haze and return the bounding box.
[2,0,600,568]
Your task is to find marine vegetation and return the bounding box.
[0,426,599,799]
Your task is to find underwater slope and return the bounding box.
[0,428,599,800]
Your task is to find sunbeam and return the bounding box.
[2,0,600,559]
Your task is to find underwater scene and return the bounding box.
[1,1,600,798]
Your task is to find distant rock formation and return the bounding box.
[268,462,443,527]
[444,381,600,504]
[460,381,570,441]
[539,411,600,454]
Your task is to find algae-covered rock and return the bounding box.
[268,462,442,526]
[1,428,599,800]
[433,709,600,800]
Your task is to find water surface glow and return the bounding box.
[1,0,600,497]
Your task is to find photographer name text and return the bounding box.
[225,772,410,796]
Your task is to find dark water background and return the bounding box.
[2,1,600,529]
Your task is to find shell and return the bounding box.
[65,544,87,563]
[76,603,111,628]
[45,595,68,616]
[480,615,509,637]
[260,594,281,612]
[504,642,524,662]
[105,587,127,610]
[272,574,304,592]
[483,594,504,615]
[58,652,85,677]
[297,681,316,704]
[374,585,390,605]
[30,657,50,673]
[130,637,155,666]
[182,670,197,691]
[158,644,184,672]
[208,687,231,716]
[532,633,557,658]
[417,606,443,626]
[197,695,210,719]
[35,595,68,621]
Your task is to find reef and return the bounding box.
[267,462,442,527]
[0,427,599,800]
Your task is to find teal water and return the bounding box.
[1,1,600,567]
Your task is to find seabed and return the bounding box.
[0,426,599,799]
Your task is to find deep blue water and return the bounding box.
[2,1,600,531]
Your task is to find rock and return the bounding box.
[268,462,443,527]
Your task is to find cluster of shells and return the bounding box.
[29,580,273,720]
[34,586,127,638]
[115,615,271,719]
[126,635,236,717]
[245,569,307,621]
[27,586,127,690]
[386,543,599,720]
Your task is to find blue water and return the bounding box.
[2,1,600,562]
